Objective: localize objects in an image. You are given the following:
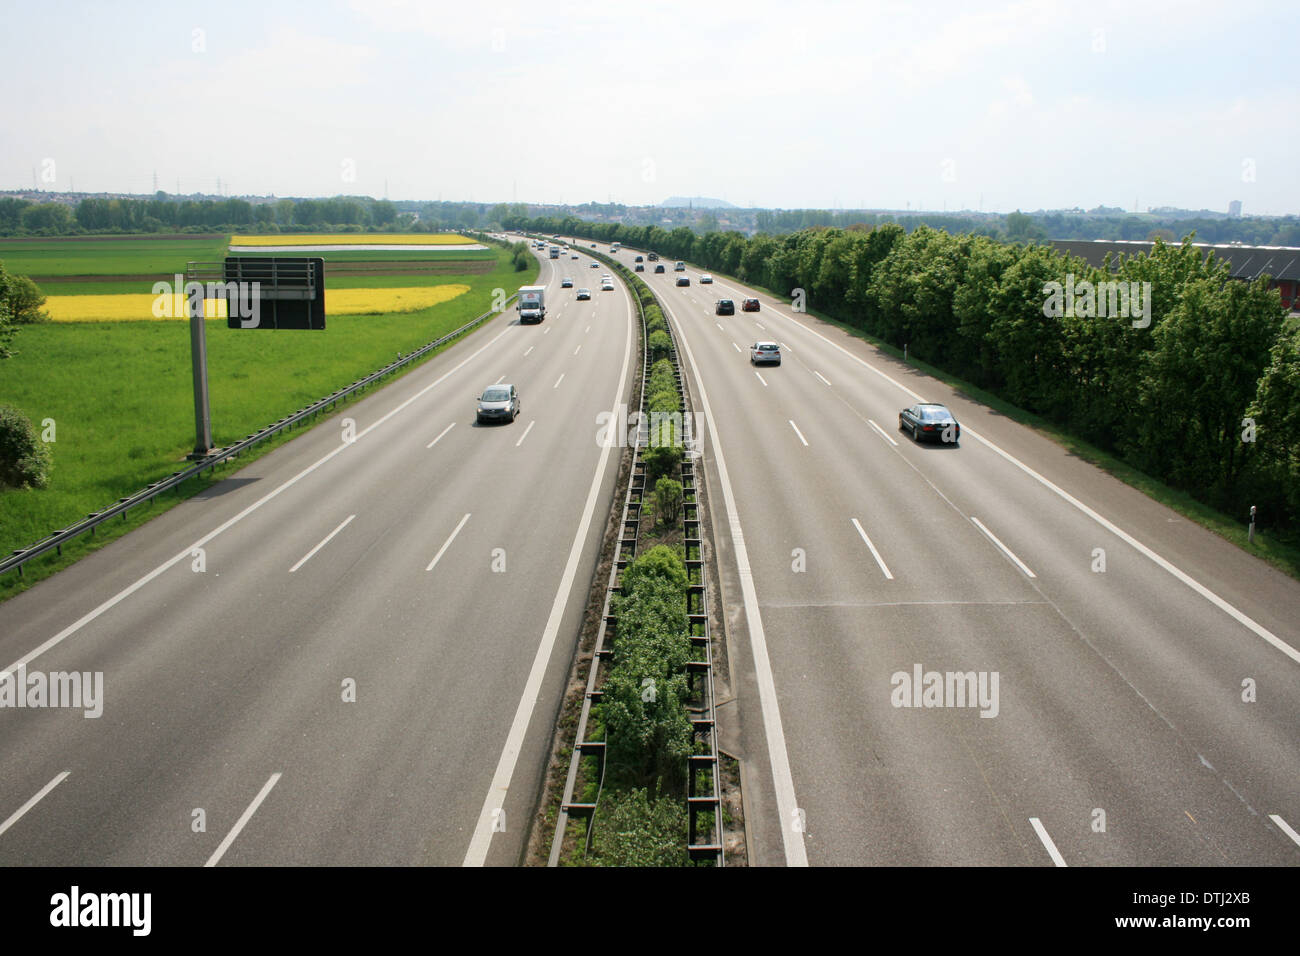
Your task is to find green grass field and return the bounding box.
[0,236,230,276]
[1,240,537,597]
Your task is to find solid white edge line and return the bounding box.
[462,270,635,867]
[971,516,1037,578]
[204,772,282,867]
[515,420,536,447]
[426,513,471,571]
[662,285,809,867]
[1029,817,1067,866]
[1269,813,1300,847]
[851,518,894,580]
[288,514,356,573]
[813,370,832,387]
[0,772,70,839]
[788,420,809,447]
[867,419,899,447]
[425,422,456,449]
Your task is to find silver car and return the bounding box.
[476,384,520,424]
[750,342,781,365]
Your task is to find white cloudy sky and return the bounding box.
[2,0,1296,214]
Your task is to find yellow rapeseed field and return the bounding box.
[44,285,471,322]
[228,233,470,246]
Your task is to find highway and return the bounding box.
[0,245,636,866]
[610,244,1300,866]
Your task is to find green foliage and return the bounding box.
[1,272,51,324]
[642,443,681,482]
[589,787,690,867]
[655,476,683,526]
[0,291,14,359]
[647,329,673,362]
[510,242,531,272]
[0,404,52,489]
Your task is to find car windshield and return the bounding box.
[921,406,951,420]
[757,343,778,351]
[482,387,510,402]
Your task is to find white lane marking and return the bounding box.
[754,371,768,387]
[1270,814,1300,847]
[288,514,356,573]
[756,322,766,330]
[573,345,581,356]
[205,773,282,867]
[665,292,808,866]
[585,325,590,333]
[425,512,471,571]
[523,346,534,356]
[851,518,894,580]
[1029,817,1067,866]
[543,326,551,335]
[0,772,69,839]
[971,516,1036,578]
[788,420,809,447]
[515,420,536,447]
[554,373,565,389]
[2,322,517,678]
[464,271,635,867]
[425,422,456,449]
[813,370,832,387]
[867,419,899,447]
[494,375,505,385]
[732,342,742,353]
[780,342,791,351]
[717,322,724,331]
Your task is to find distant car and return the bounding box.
[477,384,520,424]
[576,288,591,300]
[899,403,960,444]
[654,264,665,273]
[674,261,685,271]
[635,263,645,271]
[601,280,614,291]
[591,261,599,268]
[700,274,713,284]
[716,299,734,315]
[742,298,760,312]
[571,253,579,259]
[750,342,781,365]
[676,276,690,287]
[591,243,597,248]
[647,253,659,261]
[634,255,644,262]
[561,277,573,288]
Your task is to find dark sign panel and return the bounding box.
[224,256,325,329]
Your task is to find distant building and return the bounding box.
[1228,200,1243,218]
[1050,238,1299,313]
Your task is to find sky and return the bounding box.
[2,0,1297,215]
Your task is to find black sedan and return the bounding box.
[715,299,735,315]
[899,403,960,443]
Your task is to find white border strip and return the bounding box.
[851,518,894,580]
[426,513,471,571]
[0,772,69,839]
[288,514,356,574]
[1029,816,1067,867]
[205,773,282,867]
[971,516,1037,578]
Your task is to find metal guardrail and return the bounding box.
[546,246,724,866]
[2,293,517,579]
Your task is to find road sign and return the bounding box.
[223,256,325,330]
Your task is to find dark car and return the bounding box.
[676,276,690,287]
[476,384,520,424]
[647,253,659,261]
[899,403,960,443]
[750,342,781,365]
[634,255,644,262]
[561,277,573,288]
[654,264,665,273]
[742,298,760,312]
[591,261,599,268]
[635,263,644,271]
[715,299,735,315]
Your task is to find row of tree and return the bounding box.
[510,213,1300,538]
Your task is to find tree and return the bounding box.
[0,404,52,488]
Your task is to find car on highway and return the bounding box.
[591,261,600,268]
[601,279,614,291]
[561,277,573,288]
[635,263,645,271]
[591,243,597,248]
[674,261,685,271]
[700,274,713,284]
[654,264,665,273]
[571,253,579,259]
[750,342,781,365]
[634,255,643,262]
[716,299,735,315]
[647,253,659,261]
[898,403,960,443]
[576,288,591,300]
[676,276,690,287]
[742,297,760,312]
[476,384,520,424]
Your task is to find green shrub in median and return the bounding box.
[648,329,673,363]
[589,786,690,867]
[655,476,683,527]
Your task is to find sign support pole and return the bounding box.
[188,285,214,459]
